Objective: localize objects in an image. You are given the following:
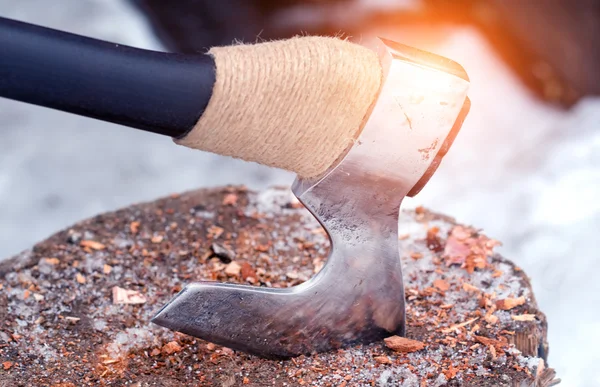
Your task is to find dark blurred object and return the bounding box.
[420,0,600,107]
[131,0,600,108]
[129,0,337,52]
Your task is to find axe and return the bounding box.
[0,16,470,358]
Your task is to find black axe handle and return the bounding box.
[0,16,215,138]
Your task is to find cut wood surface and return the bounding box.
[0,187,559,386]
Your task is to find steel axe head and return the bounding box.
[152,38,471,358]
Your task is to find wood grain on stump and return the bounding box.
[0,187,559,386]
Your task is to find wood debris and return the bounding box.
[441,317,479,333]
[161,341,183,355]
[512,314,537,322]
[3,361,13,370]
[0,188,554,386]
[474,335,507,351]
[496,296,526,310]
[129,221,140,234]
[207,226,225,239]
[76,273,86,284]
[374,356,392,365]
[485,313,499,325]
[42,257,60,265]
[222,193,238,206]
[443,364,459,380]
[462,283,480,293]
[443,225,501,273]
[384,336,425,353]
[433,279,450,292]
[150,348,161,357]
[80,240,106,251]
[240,262,257,281]
[224,262,241,277]
[112,286,147,304]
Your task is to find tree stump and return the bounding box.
[0,186,559,386]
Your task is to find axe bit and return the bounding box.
[152,39,471,358]
[0,17,469,358]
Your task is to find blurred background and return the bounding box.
[0,0,598,384]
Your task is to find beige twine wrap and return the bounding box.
[175,36,383,178]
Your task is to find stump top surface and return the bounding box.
[0,187,557,386]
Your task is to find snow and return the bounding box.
[0,0,598,385]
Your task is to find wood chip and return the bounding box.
[374,356,392,365]
[224,261,241,277]
[240,262,257,281]
[462,283,480,293]
[384,336,425,353]
[102,359,119,365]
[162,341,183,355]
[42,258,60,265]
[151,235,164,244]
[474,335,505,349]
[410,252,423,260]
[112,286,147,304]
[433,279,450,292]
[65,317,80,323]
[496,296,526,310]
[443,364,459,380]
[511,314,537,322]
[207,226,225,239]
[103,264,112,275]
[492,270,504,278]
[485,313,499,325]
[3,361,13,370]
[441,317,479,333]
[76,273,86,284]
[222,193,238,206]
[80,240,106,250]
[129,221,140,234]
[150,348,161,357]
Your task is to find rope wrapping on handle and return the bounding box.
[175,36,382,178]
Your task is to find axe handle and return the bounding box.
[0,16,214,138]
[0,16,382,178]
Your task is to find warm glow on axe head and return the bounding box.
[316,37,471,197]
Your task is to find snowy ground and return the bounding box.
[0,1,598,385]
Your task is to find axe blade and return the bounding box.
[152,38,470,358]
